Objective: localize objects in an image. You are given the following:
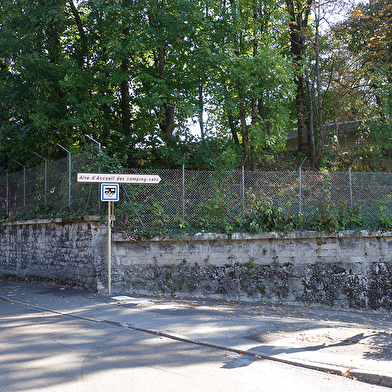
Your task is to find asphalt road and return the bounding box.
[1,299,390,392]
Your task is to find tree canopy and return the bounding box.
[0,0,390,172]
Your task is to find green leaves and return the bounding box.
[5,0,377,171]
[329,0,392,156]
[245,191,300,233]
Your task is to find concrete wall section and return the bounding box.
[1,220,392,310]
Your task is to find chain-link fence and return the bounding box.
[1,154,392,231]
[0,153,100,218]
[115,168,392,232]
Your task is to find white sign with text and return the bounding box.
[77,172,161,184]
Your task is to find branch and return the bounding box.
[69,0,88,67]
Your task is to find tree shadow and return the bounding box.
[223,330,392,370]
[0,299,256,392]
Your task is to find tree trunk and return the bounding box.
[315,9,325,164]
[296,75,309,152]
[251,97,258,127]
[258,93,271,135]
[286,0,313,154]
[160,104,175,140]
[228,115,240,145]
[68,0,88,67]
[198,82,205,141]
[156,0,175,141]
[305,75,316,165]
[120,28,131,136]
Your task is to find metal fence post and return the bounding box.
[6,170,9,215]
[299,158,307,213]
[57,143,71,210]
[85,135,101,212]
[242,155,248,218]
[85,134,101,155]
[34,152,47,207]
[182,155,185,221]
[349,159,357,208]
[242,165,245,218]
[13,160,26,207]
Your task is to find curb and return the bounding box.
[2,294,392,387]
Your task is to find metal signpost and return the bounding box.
[77,173,161,294]
[101,183,119,295]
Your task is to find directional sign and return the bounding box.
[101,183,119,202]
[77,172,161,184]
[78,171,161,296]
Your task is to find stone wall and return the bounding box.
[0,217,105,291]
[111,231,392,310]
[1,219,392,309]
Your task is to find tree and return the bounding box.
[84,0,212,164]
[0,0,303,171]
[1,1,64,162]
[207,0,295,169]
[286,0,313,156]
[0,0,114,165]
[284,0,365,166]
[335,0,392,153]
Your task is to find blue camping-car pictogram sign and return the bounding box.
[101,183,119,201]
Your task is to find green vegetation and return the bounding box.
[0,0,391,172]
[1,0,392,236]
